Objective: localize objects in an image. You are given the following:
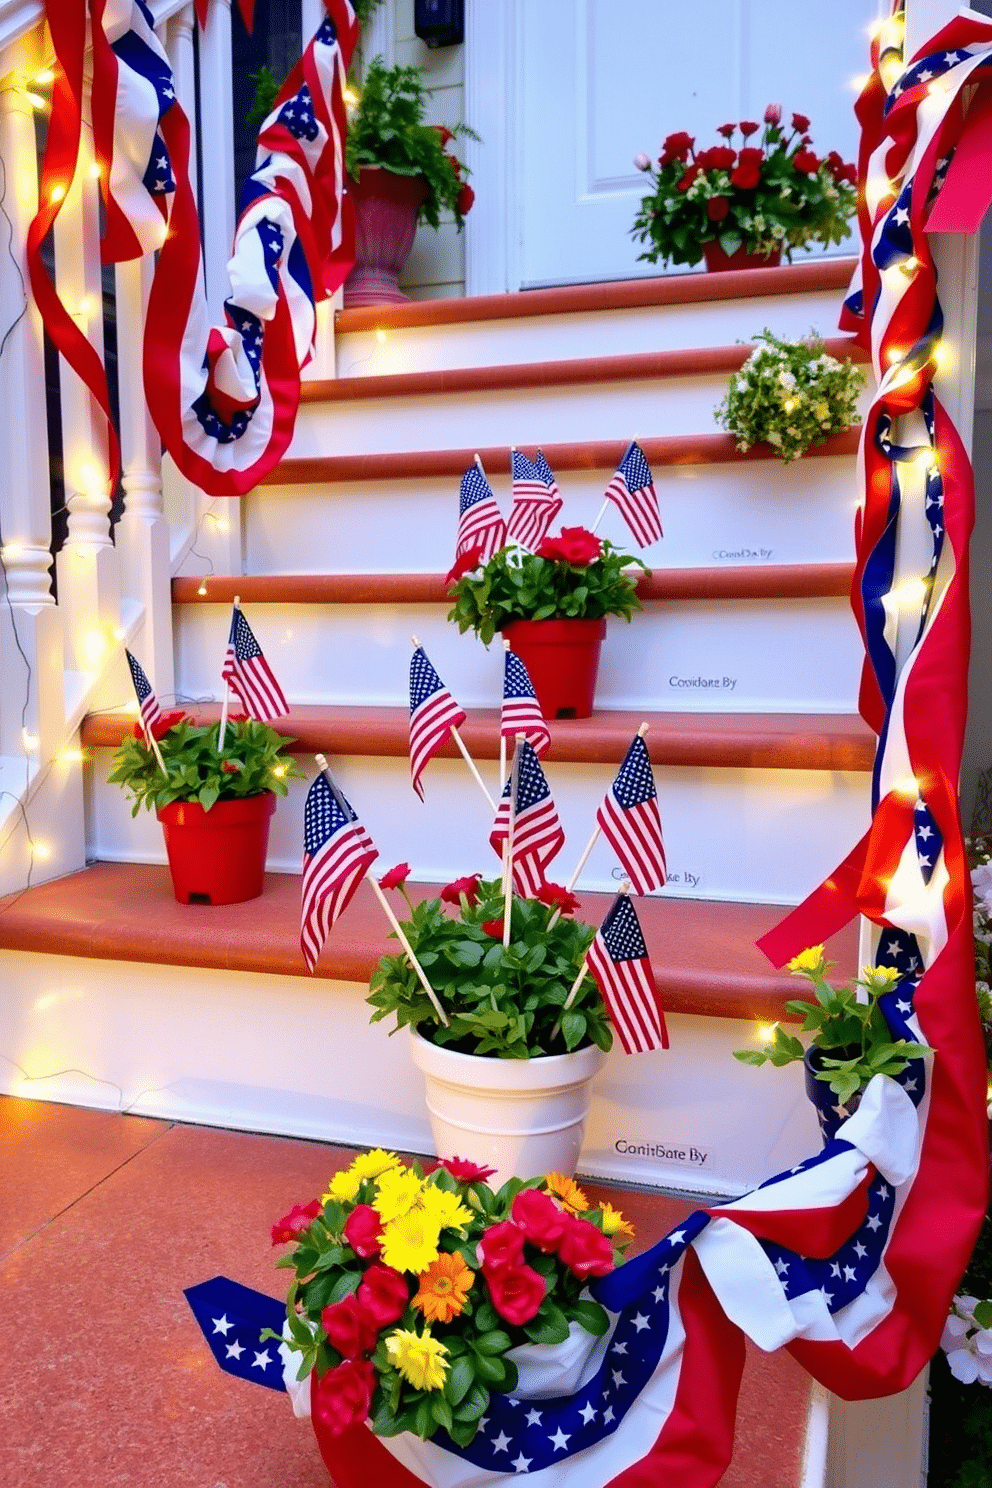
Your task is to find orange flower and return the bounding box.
[544,1173,589,1215]
[413,1252,475,1323]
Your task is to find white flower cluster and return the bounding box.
[942,1295,992,1385]
[715,329,864,463]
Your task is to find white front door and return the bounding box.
[501,0,885,289]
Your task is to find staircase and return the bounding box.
[0,257,871,1202]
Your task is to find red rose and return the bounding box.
[717,123,736,138]
[132,709,187,742]
[696,146,735,173]
[312,1358,377,1437]
[343,1204,383,1259]
[441,874,482,908]
[511,1188,570,1252]
[791,112,810,133]
[731,161,761,190]
[764,103,782,124]
[221,761,241,773]
[431,124,454,145]
[357,1263,409,1327]
[379,863,410,892]
[320,1292,380,1359]
[793,148,821,175]
[477,1220,526,1273]
[440,1155,498,1183]
[271,1198,321,1245]
[659,130,694,165]
[707,196,730,221]
[487,1263,547,1326]
[557,1216,616,1279]
[675,163,701,192]
[445,546,484,584]
[536,882,580,915]
[739,120,759,137]
[482,918,505,939]
[455,183,476,216]
[536,526,601,566]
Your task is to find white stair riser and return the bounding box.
[241,461,857,576]
[173,598,862,712]
[333,288,852,377]
[86,751,869,905]
[0,950,817,1195]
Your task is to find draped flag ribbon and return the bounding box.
[30,0,358,498]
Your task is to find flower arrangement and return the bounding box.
[368,869,614,1058]
[446,529,647,646]
[269,1149,633,1444]
[106,713,304,815]
[714,329,865,462]
[734,945,934,1106]
[347,57,478,231]
[630,106,857,268]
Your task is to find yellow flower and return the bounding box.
[375,1167,425,1222]
[545,1173,589,1215]
[380,1208,443,1274]
[418,1184,473,1233]
[787,945,826,976]
[861,964,902,990]
[351,1148,402,1182]
[386,1328,449,1391]
[599,1201,635,1239]
[413,1252,475,1323]
[324,1167,361,1204]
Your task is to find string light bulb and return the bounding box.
[33,842,52,861]
[34,68,55,84]
[197,581,208,596]
[89,161,101,180]
[757,1024,778,1043]
[21,728,38,751]
[893,775,921,800]
[50,184,66,204]
[26,90,48,110]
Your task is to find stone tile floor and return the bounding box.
[0,1097,812,1487]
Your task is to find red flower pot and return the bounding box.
[343,167,429,307]
[702,242,782,272]
[156,793,276,905]
[501,618,607,720]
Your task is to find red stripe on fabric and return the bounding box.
[756,827,871,968]
[855,791,916,923]
[605,1251,745,1488]
[708,1171,875,1259]
[311,1397,426,1488]
[89,0,142,264]
[194,0,209,30]
[236,0,255,32]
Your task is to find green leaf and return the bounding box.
[570,1299,610,1336]
[524,1301,570,1346]
[430,1394,454,1432]
[326,1269,363,1304]
[473,1328,513,1356]
[974,1299,992,1329]
[444,1353,475,1407]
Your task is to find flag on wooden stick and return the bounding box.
[501,649,551,759]
[603,441,662,547]
[506,448,563,551]
[455,460,506,562]
[300,773,378,974]
[409,645,467,799]
[125,649,163,733]
[222,605,290,721]
[490,740,564,895]
[596,733,667,893]
[587,892,668,1053]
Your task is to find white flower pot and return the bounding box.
[408,1029,606,1186]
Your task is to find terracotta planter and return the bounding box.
[409,1029,607,1187]
[702,242,782,272]
[343,166,429,307]
[156,793,276,906]
[803,1044,862,1145]
[501,617,607,720]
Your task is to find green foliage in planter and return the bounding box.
[715,329,864,462]
[733,945,934,1106]
[346,57,479,230]
[368,874,614,1058]
[446,533,647,646]
[107,715,305,816]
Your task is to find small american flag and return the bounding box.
[300,774,378,974]
[125,649,163,734]
[490,740,564,895]
[596,734,667,893]
[587,892,668,1053]
[506,448,563,551]
[455,463,506,562]
[221,607,290,721]
[409,646,467,799]
[501,649,551,758]
[603,441,663,548]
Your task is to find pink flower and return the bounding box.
[764,103,782,124]
[486,1264,547,1326]
[477,1220,527,1273]
[357,1264,410,1327]
[320,1292,380,1360]
[511,1188,570,1253]
[633,152,651,170]
[557,1216,616,1279]
[271,1198,322,1245]
[379,863,410,892]
[441,874,482,908]
[536,882,580,915]
[439,1155,498,1184]
[343,1204,383,1258]
[312,1358,377,1437]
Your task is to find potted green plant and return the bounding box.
[268,1149,633,1476]
[715,329,865,461]
[445,528,647,719]
[734,945,935,1142]
[367,869,613,1183]
[107,712,305,905]
[344,57,478,306]
[630,106,857,272]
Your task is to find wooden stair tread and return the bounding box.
[172,562,855,606]
[0,861,857,1023]
[269,429,860,487]
[302,337,866,404]
[80,705,876,771]
[334,258,858,333]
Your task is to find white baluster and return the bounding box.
[166,2,198,205]
[197,0,236,317]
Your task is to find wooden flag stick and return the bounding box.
[217,594,240,753]
[553,878,631,1040]
[410,635,494,810]
[499,638,510,789]
[502,733,524,948]
[313,752,450,1029]
[142,717,168,776]
[546,723,651,932]
[590,496,611,535]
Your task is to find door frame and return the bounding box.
[464,0,518,295]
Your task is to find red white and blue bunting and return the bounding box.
[29,0,357,497]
